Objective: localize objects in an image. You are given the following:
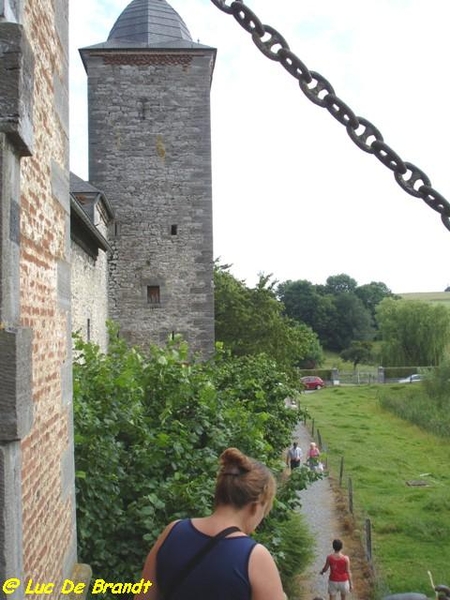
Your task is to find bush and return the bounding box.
[277,512,315,599]
[73,325,317,592]
[423,359,450,409]
[378,363,450,437]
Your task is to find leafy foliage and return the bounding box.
[422,359,450,408]
[73,326,317,589]
[214,265,323,368]
[276,512,315,599]
[379,360,450,436]
[340,341,374,369]
[376,298,450,366]
[277,279,337,348]
[355,281,396,326]
[328,293,374,350]
[278,274,382,351]
[324,273,357,295]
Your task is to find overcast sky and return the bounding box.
[69,0,450,294]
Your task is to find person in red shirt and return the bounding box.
[320,539,352,600]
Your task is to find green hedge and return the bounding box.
[73,326,319,596]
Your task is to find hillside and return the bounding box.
[401,291,450,305]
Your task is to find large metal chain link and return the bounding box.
[210,0,450,232]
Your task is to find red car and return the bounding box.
[301,376,325,390]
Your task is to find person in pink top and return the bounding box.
[320,539,353,600]
[306,442,321,471]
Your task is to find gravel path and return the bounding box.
[292,421,355,600]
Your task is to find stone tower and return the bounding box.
[80,0,216,357]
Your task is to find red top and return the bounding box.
[328,554,349,582]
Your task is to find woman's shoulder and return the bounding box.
[155,519,182,547]
[248,544,285,600]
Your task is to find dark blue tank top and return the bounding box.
[156,519,257,600]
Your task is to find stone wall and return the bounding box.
[71,240,109,352]
[82,47,216,358]
[0,0,77,595]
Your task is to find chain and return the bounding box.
[210,0,450,232]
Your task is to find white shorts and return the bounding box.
[328,580,350,596]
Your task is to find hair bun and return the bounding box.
[220,448,252,473]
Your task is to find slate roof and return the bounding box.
[70,172,114,257]
[70,172,114,220]
[108,0,192,45]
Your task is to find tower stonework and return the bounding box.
[80,0,216,358]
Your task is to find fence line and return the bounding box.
[305,417,374,568]
[300,365,435,386]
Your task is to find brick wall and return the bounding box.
[20,0,76,585]
[0,0,77,596]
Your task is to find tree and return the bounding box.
[277,279,336,349]
[355,281,395,326]
[340,341,374,369]
[215,266,323,368]
[376,298,450,366]
[325,273,357,295]
[278,276,375,351]
[327,293,374,351]
[278,279,322,325]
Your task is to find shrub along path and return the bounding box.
[292,422,373,600]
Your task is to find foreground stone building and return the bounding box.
[79,0,216,358]
[0,0,78,595]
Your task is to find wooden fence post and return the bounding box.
[348,477,353,514]
[317,429,322,449]
[311,419,315,437]
[339,456,344,487]
[365,518,372,563]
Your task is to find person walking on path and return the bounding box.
[287,441,303,469]
[307,441,321,471]
[320,539,353,600]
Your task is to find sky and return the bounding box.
[69,0,450,294]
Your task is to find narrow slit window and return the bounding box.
[171,224,178,236]
[112,221,121,237]
[87,318,91,342]
[147,285,161,305]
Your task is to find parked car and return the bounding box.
[398,374,424,383]
[301,375,325,390]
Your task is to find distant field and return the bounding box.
[401,291,450,304]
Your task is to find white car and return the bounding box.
[398,374,424,383]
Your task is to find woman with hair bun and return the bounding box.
[134,447,286,600]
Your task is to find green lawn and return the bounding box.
[301,385,450,598]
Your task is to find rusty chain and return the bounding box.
[209,0,450,232]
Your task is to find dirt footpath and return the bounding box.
[292,422,374,600]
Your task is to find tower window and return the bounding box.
[171,224,178,235]
[147,285,161,305]
[111,221,121,237]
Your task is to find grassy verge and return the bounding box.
[301,385,450,597]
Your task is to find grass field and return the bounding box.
[401,291,450,305]
[301,385,450,598]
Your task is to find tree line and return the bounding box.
[215,265,450,368]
